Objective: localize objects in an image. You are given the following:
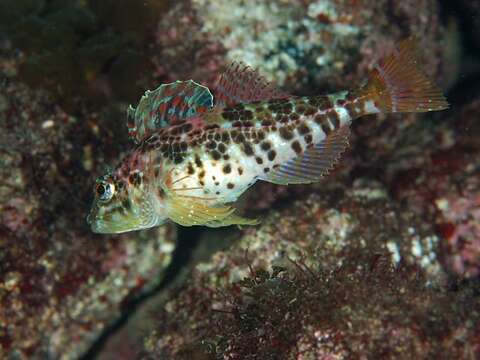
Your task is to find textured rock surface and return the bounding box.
[157,0,449,94]
[0,47,176,359]
[144,188,479,359]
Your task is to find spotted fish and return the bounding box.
[87,38,448,233]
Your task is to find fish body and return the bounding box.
[147,92,355,203]
[87,38,448,233]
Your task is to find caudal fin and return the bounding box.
[362,37,449,113]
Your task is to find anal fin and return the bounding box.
[262,126,350,185]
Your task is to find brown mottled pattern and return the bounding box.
[134,93,364,181]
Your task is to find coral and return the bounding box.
[144,189,479,359]
[0,48,176,358]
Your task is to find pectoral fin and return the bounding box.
[205,213,260,228]
[165,193,235,227]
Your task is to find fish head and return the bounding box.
[87,170,164,234]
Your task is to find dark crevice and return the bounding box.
[79,226,205,360]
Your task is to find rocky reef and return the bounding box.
[0,0,479,359]
[144,188,479,359]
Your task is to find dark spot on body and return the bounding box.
[218,143,227,153]
[195,154,203,168]
[173,154,184,164]
[314,113,326,125]
[256,156,263,164]
[304,134,313,144]
[243,110,253,119]
[327,110,340,129]
[296,104,306,114]
[268,150,276,161]
[211,150,222,160]
[160,144,169,153]
[321,123,332,135]
[279,127,294,140]
[223,164,231,174]
[264,167,270,173]
[238,167,243,175]
[298,123,310,135]
[227,183,234,189]
[234,133,246,143]
[173,142,182,153]
[242,142,254,156]
[304,106,316,116]
[199,170,206,179]
[221,132,230,143]
[291,140,302,154]
[261,141,271,151]
[187,162,195,175]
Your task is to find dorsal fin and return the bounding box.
[127,80,213,143]
[261,126,350,185]
[213,62,288,107]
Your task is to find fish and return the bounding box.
[87,38,449,233]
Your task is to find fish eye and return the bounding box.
[95,181,115,202]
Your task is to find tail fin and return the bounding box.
[361,37,449,113]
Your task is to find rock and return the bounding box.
[0,52,176,359]
[144,184,478,359]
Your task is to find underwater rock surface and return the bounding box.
[144,188,479,359]
[0,52,176,358]
[157,0,449,94]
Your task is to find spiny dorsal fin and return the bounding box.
[127,80,213,143]
[262,126,350,185]
[213,62,288,107]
